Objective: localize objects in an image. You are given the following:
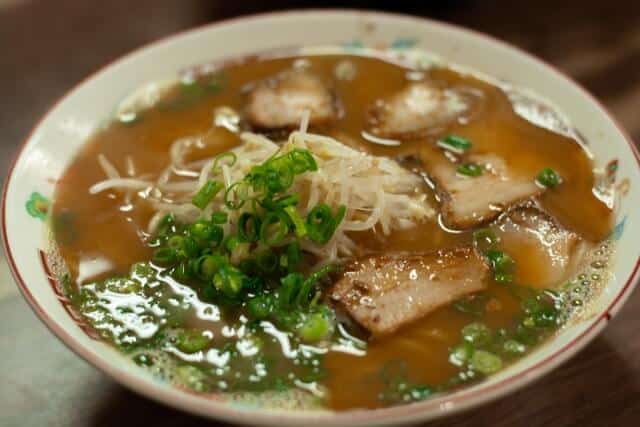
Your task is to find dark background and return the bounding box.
[1,1,639,426]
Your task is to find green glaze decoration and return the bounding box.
[26,192,50,220]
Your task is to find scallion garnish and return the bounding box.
[274,194,299,208]
[457,163,483,177]
[210,211,228,225]
[153,247,176,265]
[486,250,516,283]
[260,211,290,246]
[211,152,237,173]
[438,134,472,153]
[306,204,346,244]
[167,235,184,251]
[298,311,334,343]
[470,350,503,374]
[288,148,318,174]
[150,146,344,342]
[192,180,223,210]
[199,255,224,279]
[280,242,302,272]
[224,181,250,210]
[536,167,560,188]
[256,249,279,273]
[284,206,307,238]
[237,212,260,243]
[472,228,499,253]
[213,265,245,297]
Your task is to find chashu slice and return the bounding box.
[427,153,544,230]
[330,247,489,336]
[494,205,591,288]
[246,70,336,129]
[368,81,470,139]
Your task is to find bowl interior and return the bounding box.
[3,10,639,426]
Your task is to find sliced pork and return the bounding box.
[246,70,336,129]
[494,205,590,288]
[368,81,470,139]
[330,247,489,336]
[427,153,544,230]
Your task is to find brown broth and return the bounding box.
[51,52,614,410]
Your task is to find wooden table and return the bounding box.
[1,1,639,426]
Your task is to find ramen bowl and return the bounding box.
[3,10,639,426]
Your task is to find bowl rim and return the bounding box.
[3,8,640,426]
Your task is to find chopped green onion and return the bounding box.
[306,204,346,244]
[452,294,487,317]
[274,194,299,208]
[212,152,237,173]
[267,167,294,194]
[247,294,274,319]
[133,353,153,366]
[486,250,516,283]
[470,350,502,374]
[486,250,515,270]
[237,212,260,243]
[155,214,176,238]
[256,249,279,273]
[302,264,337,289]
[104,277,140,294]
[211,211,228,224]
[278,273,304,307]
[494,272,513,283]
[229,241,250,265]
[192,180,223,210]
[503,339,526,356]
[472,228,499,251]
[153,247,176,265]
[242,275,264,293]
[181,79,204,97]
[406,385,434,402]
[210,227,224,247]
[189,221,210,240]
[188,222,222,247]
[533,306,558,328]
[224,181,250,210]
[295,265,337,307]
[176,329,211,354]
[199,255,224,279]
[283,206,307,238]
[280,242,302,272]
[167,235,185,251]
[182,236,200,257]
[457,163,483,177]
[245,148,317,197]
[223,235,242,253]
[438,134,472,153]
[213,266,245,297]
[298,312,333,343]
[449,342,474,366]
[260,211,289,246]
[288,148,318,174]
[462,322,492,346]
[536,167,561,188]
[172,262,190,281]
[333,205,347,230]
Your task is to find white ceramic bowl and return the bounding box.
[3,10,639,426]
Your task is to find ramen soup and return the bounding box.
[51,50,616,411]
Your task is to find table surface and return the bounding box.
[1,1,640,426]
